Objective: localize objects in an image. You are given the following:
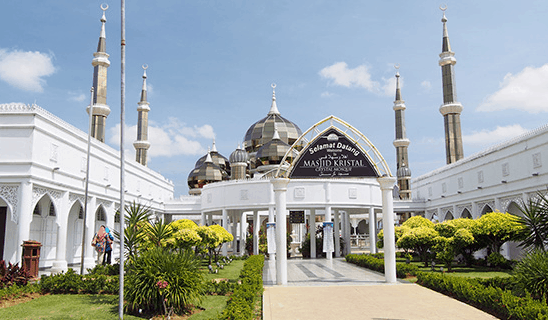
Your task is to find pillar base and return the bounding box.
[82,257,96,274]
[50,260,68,274]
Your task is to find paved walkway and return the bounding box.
[263,258,498,320]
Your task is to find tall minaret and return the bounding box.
[88,4,111,142]
[392,66,411,200]
[134,65,151,166]
[439,6,464,164]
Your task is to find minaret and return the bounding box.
[88,4,111,143]
[439,6,464,164]
[392,66,411,200]
[134,65,151,166]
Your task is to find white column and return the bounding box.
[221,209,228,256]
[84,196,96,271]
[272,178,289,285]
[253,211,259,255]
[344,211,351,256]
[324,205,333,260]
[378,176,397,283]
[369,206,376,254]
[310,209,316,259]
[231,212,237,256]
[200,211,206,226]
[52,191,69,273]
[207,212,213,226]
[334,210,340,258]
[17,181,33,263]
[494,197,501,212]
[240,211,247,256]
[268,206,275,261]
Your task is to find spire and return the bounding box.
[134,65,151,166]
[392,65,411,199]
[268,83,280,115]
[205,148,213,163]
[441,7,451,53]
[438,6,464,164]
[211,138,218,152]
[87,4,111,143]
[272,123,281,140]
[394,65,402,102]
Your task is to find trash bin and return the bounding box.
[22,240,41,278]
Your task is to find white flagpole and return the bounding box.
[119,0,126,318]
[80,87,95,275]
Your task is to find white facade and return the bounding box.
[0,103,174,272]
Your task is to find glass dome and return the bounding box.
[187,159,228,190]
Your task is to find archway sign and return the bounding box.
[275,115,391,178]
[271,116,397,285]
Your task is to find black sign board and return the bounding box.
[289,210,305,224]
[289,128,378,178]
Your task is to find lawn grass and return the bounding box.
[0,294,143,320]
[189,295,229,320]
[203,259,245,283]
[396,257,513,278]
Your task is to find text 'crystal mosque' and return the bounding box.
[0,7,546,284]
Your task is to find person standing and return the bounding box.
[103,226,114,265]
[92,225,107,264]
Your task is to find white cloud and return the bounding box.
[477,64,548,113]
[108,118,214,160]
[146,83,154,96]
[68,91,86,102]
[319,62,380,92]
[0,48,56,92]
[320,91,333,98]
[421,80,432,91]
[463,124,529,147]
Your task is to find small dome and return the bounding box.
[188,153,229,190]
[397,166,412,178]
[255,128,292,167]
[229,144,248,164]
[194,140,231,175]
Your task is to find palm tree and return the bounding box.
[518,191,548,252]
[113,201,152,261]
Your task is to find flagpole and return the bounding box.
[80,87,94,276]
[119,0,126,318]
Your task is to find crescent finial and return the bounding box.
[394,64,400,70]
[271,83,276,89]
[439,4,447,12]
[101,3,109,11]
[142,64,148,70]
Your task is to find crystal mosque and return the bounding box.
[0,7,546,283]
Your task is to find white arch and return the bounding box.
[275,115,392,178]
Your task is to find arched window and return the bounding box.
[461,208,472,219]
[115,211,120,223]
[78,206,84,219]
[96,207,106,221]
[49,202,56,216]
[33,205,41,216]
[480,204,493,216]
[444,211,454,221]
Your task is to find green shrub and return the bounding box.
[0,282,40,299]
[205,279,235,296]
[86,263,120,275]
[124,247,205,316]
[219,255,264,320]
[513,250,548,303]
[345,254,418,278]
[417,272,548,319]
[40,269,83,294]
[487,252,512,269]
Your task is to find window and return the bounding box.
[33,205,41,216]
[96,207,106,221]
[533,153,542,168]
[48,202,56,216]
[78,206,84,219]
[477,171,484,184]
[502,163,509,177]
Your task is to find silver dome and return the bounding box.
[229,145,248,164]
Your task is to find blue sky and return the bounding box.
[1,1,547,196]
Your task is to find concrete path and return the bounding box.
[263,258,498,320]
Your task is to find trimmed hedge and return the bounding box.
[39,268,119,294]
[417,272,548,320]
[345,254,419,278]
[219,254,264,320]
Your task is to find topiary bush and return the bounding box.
[345,254,419,278]
[124,247,205,316]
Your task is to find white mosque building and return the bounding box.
[0,7,545,281]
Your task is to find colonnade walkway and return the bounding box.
[263,258,497,320]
